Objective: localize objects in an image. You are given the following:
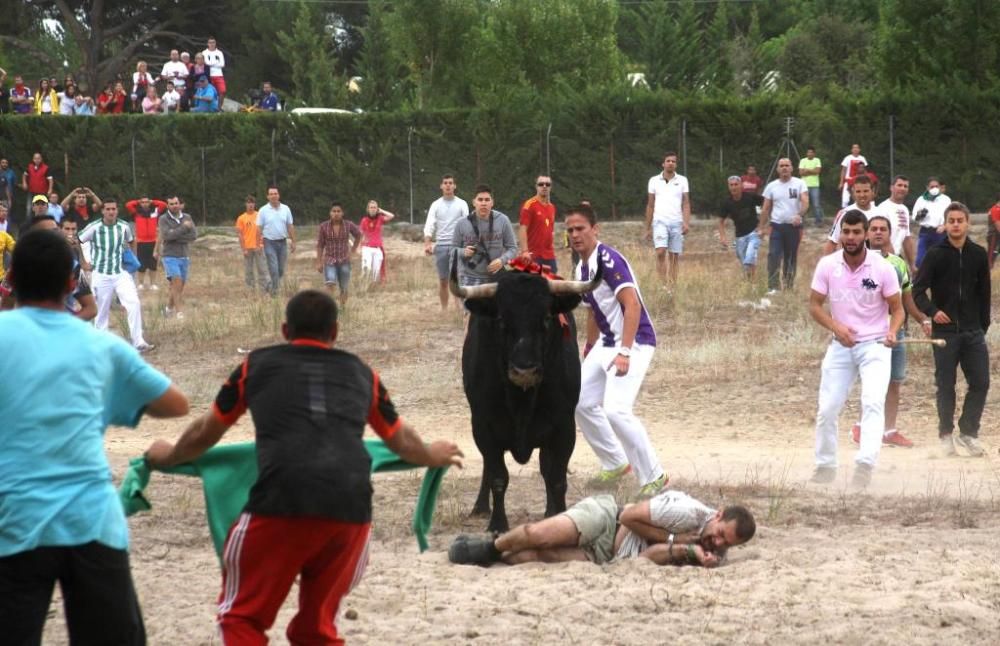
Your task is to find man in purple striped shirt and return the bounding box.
[315,202,361,305]
[566,204,666,498]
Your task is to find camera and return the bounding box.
[915,208,929,222]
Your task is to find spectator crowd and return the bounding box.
[0,38,282,116]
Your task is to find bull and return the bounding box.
[450,259,601,533]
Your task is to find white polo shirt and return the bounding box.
[647,173,689,224]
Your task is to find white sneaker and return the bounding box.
[940,435,957,457]
[766,289,779,296]
[163,306,174,318]
[137,283,145,291]
[954,434,985,457]
[176,311,185,320]
[150,284,159,291]
[135,343,156,354]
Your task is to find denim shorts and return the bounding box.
[652,220,683,253]
[433,245,453,280]
[735,230,761,266]
[323,262,351,291]
[890,329,906,382]
[161,256,190,282]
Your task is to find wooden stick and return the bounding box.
[898,338,946,347]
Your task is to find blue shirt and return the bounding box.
[193,84,219,112]
[258,92,279,111]
[47,203,64,223]
[0,168,15,195]
[0,307,171,556]
[256,202,294,240]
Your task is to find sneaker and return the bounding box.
[593,464,631,483]
[448,535,500,565]
[149,284,159,291]
[637,473,668,498]
[809,466,837,484]
[176,311,185,320]
[766,289,779,296]
[851,464,873,489]
[135,343,156,354]
[163,306,174,318]
[939,435,956,457]
[882,430,914,448]
[137,283,145,291]
[954,434,985,457]
[850,423,861,445]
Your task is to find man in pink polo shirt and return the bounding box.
[808,210,903,489]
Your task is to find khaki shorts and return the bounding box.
[563,494,619,564]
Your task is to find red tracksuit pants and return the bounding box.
[217,513,371,645]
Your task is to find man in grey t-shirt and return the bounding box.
[423,174,469,309]
[156,195,197,319]
[450,184,517,287]
[448,490,755,568]
[761,158,809,294]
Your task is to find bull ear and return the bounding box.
[550,293,582,314]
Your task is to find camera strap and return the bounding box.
[468,211,494,257]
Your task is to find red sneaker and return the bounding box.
[883,430,914,448]
[850,423,860,445]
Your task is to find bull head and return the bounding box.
[448,252,602,300]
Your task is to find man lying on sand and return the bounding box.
[450,490,755,568]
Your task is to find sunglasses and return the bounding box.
[537,182,551,187]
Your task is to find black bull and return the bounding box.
[450,260,602,533]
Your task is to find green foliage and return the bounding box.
[275,3,347,108]
[353,0,405,111]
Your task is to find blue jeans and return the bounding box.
[323,262,351,293]
[263,238,287,295]
[767,223,801,290]
[808,187,824,224]
[916,226,946,267]
[735,230,760,267]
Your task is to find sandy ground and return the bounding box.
[40,219,1000,644]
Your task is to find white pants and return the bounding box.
[361,246,383,283]
[92,271,147,348]
[815,340,891,469]
[576,343,664,485]
[841,185,852,208]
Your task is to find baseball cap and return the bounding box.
[32,194,48,204]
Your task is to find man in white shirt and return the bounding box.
[643,152,690,288]
[256,186,296,296]
[422,174,469,309]
[822,175,878,255]
[448,489,755,568]
[202,37,226,106]
[159,50,189,95]
[912,176,950,267]
[878,175,916,270]
[838,143,868,207]
[761,158,809,293]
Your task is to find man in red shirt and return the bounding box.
[518,174,558,273]
[846,162,880,200]
[988,193,1000,269]
[125,195,167,290]
[21,152,53,224]
[740,165,764,195]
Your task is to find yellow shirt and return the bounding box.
[0,231,15,280]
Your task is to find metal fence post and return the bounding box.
[681,119,688,177]
[546,122,552,176]
[888,115,895,180]
[200,147,207,225]
[407,126,414,223]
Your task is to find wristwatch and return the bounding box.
[617,346,632,358]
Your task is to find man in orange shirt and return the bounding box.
[518,174,558,273]
[125,194,167,290]
[235,195,268,293]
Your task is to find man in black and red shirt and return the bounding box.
[145,289,463,644]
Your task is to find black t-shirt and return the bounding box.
[213,341,402,523]
[719,193,764,238]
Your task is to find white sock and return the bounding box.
[883,428,896,437]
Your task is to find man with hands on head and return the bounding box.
[145,289,462,644]
[449,489,755,568]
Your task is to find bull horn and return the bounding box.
[449,250,499,299]
[548,260,602,294]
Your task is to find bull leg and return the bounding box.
[485,452,510,534]
[470,466,491,517]
[539,431,575,518]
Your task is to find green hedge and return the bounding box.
[1,89,997,225]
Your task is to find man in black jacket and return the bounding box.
[912,202,990,457]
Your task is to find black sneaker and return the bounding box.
[448,535,500,565]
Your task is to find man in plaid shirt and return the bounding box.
[315,202,361,305]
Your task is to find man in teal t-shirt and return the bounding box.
[0,229,189,645]
[799,146,824,226]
